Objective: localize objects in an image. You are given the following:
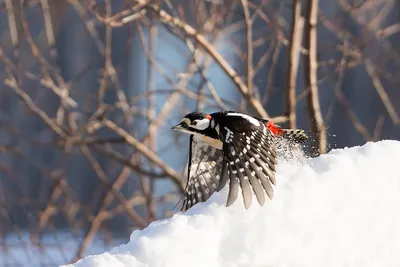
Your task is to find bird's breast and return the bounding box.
[193,134,223,150]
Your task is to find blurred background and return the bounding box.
[0,0,399,265]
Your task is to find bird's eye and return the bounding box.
[191,121,198,126]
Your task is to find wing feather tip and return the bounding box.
[243,190,253,209]
[226,191,238,207]
[226,193,238,207]
[244,199,252,209]
[270,175,277,185]
[217,183,225,192]
[258,197,265,207]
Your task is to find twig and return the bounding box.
[334,89,371,141]
[69,0,105,55]
[184,37,229,111]
[91,145,172,178]
[333,36,371,141]
[89,0,147,27]
[19,9,77,109]
[364,58,400,125]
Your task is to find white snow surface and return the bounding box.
[65,140,400,267]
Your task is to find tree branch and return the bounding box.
[303,0,327,154]
[285,0,303,129]
[103,119,185,191]
[133,0,270,119]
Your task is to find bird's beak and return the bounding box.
[171,122,185,131]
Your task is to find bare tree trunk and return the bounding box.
[285,0,303,129]
[303,0,327,155]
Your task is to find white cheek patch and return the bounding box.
[191,118,210,130]
[226,113,260,126]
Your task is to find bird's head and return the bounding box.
[171,112,214,136]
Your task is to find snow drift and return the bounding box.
[64,140,400,267]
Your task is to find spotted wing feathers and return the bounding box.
[217,121,277,209]
[181,135,224,211]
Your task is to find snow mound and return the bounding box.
[64,140,400,267]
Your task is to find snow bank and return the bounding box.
[64,140,400,267]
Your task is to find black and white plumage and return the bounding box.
[172,111,308,211]
[181,135,224,211]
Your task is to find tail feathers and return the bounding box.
[266,121,308,143]
[281,129,309,143]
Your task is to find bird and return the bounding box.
[171,110,308,212]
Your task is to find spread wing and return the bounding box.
[181,135,224,211]
[217,116,277,209]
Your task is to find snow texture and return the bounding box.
[64,140,400,267]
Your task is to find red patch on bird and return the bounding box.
[266,121,284,136]
[206,114,212,120]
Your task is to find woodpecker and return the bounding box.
[171,110,308,212]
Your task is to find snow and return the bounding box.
[64,140,400,267]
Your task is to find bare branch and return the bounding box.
[372,114,385,141]
[285,0,303,129]
[4,77,68,138]
[74,145,147,260]
[241,0,254,94]
[364,58,400,125]
[103,119,185,190]
[133,0,270,119]
[4,0,20,56]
